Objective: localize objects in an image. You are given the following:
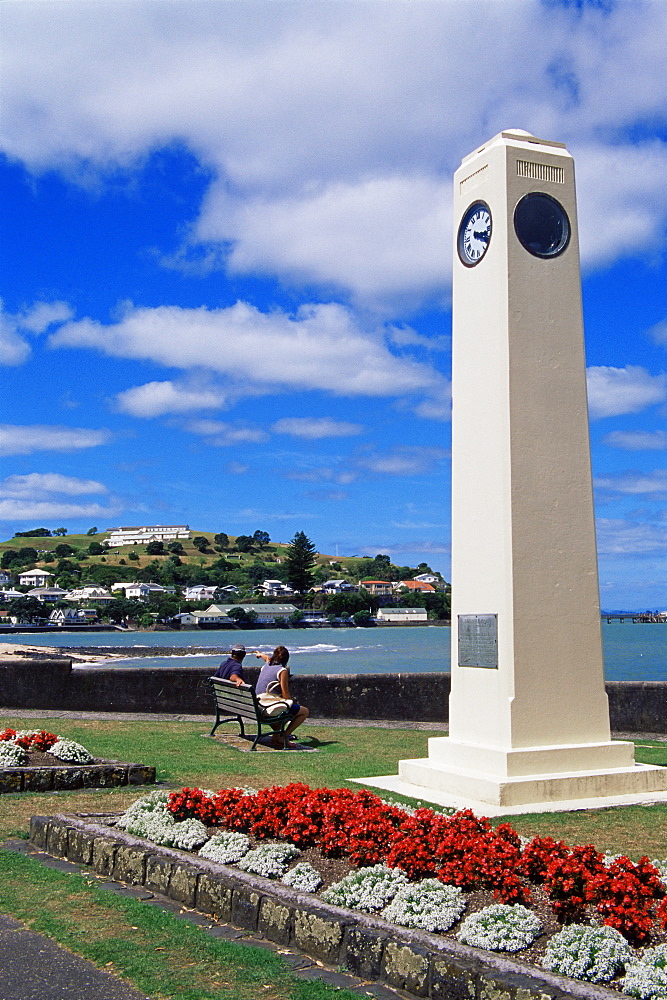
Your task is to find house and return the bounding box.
[183,585,218,602]
[18,568,54,588]
[26,586,69,604]
[377,607,428,623]
[413,573,442,586]
[48,607,98,624]
[105,525,191,547]
[256,579,294,597]
[393,580,436,594]
[0,588,23,602]
[0,571,12,586]
[65,585,114,604]
[321,580,357,593]
[111,582,169,601]
[194,603,298,626]
[360,580,393,596]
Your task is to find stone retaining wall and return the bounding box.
[31,812,619,1000]
[2,657,667,731]
[0,761,155,794]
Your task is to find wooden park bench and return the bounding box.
[208,677,293,751]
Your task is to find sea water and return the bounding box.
[1,622,666,681]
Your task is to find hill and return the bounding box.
[0,528,449,620]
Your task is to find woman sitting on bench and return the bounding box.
[254,645,309,750]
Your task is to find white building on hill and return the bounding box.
[105,525,191,547]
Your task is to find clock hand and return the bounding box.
[473,229,490,242]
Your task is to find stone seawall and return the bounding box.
[1,657,666,731]
[30,812,622,1000]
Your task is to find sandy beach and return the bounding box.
[0,642,122,664]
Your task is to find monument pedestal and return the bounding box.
[354,130,667,815]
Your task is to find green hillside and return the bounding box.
[0,528,450,620]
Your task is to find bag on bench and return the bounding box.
[257,692,293,717]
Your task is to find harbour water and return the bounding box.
[1,621,666,681]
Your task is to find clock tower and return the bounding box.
[359,130,667,813]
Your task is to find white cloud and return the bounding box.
[272,417,363,440]
[200,175,451,304]
[0,424,111,456]
[114,380,227,418]
[596,518,667,556]
[0,472,107,499]
[356,446,448,477]
[586,366,666,419]
[186,419,268,446]
[2,3,666,303]
[595,470,667,497]
[0,300,73,365]
[50,302,446,400]
[0,471,115,521]
[0,500,116,521]
[603,430,667,451]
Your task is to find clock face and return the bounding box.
[514,192,570,258]
[457,201,492,267]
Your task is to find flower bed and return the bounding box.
[152,784,667,992]
[0,728,155,792]
[27,783,667,1000]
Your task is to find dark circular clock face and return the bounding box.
[457,201,492,267]
[513,192,570,258]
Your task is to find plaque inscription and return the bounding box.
[458,614,498,669]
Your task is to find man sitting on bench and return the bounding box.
[213,644,247,686]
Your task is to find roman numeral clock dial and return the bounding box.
[457,201,492,267]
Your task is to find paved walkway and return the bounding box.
[0,839,405,1000]
[0,911,149,1000]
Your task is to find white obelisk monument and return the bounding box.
[360,130,667,814]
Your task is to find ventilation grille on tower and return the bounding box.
[517,160,564,183]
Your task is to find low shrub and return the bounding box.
[457,903,542,952]
[542,924,633,983]
[381,879,466,932]
[322,864,409,913]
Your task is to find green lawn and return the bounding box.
[1,716,666,999]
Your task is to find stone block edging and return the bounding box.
[31,812,619,1000]
[1,762,155,794]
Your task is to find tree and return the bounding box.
[167,541,184,554]
[128,550,140,561]
[7,596,45,623]
[146,541,165,556]
[192,536,210,552]
[54,543,75,558]
[286,531,317,593]
[88,541,105,555]
[53,527,68,536]
[16,528,51,537]
[86,527,98,536]
[234,535,253,553]
[213,532,229,550]
[253,530,270,548]
[353,609,374,626]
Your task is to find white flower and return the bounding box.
[236,842,299,878]
[47,739,93,764]
[169,818,209,851]
[0,743,27,767]
[322,865,409,913]
[199,831,251,865]
[116,790,171,829]
[542,924,633,983]
[622,963,667,999]
[381,879,466,932]
[458,904,542,952]
[281,863,323,893]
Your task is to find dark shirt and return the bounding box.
[213,656,245,683]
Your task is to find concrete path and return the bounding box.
[0,913,149,1000]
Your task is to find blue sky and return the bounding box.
[1,0,666,609]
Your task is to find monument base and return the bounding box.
[353,737,667,816]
